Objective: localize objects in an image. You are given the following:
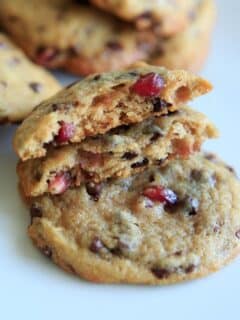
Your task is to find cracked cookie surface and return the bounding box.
[18,106,218,197]
[14,63,212,161]
[28,153,240,284]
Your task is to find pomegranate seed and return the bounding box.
[35,47,58,66]
[131,73,164,97]
[143,185,177,204]
[55,121,75,144]
[48,173,71,194]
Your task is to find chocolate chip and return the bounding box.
[41,246,52,258]
[191,169,202,181]
[188,198,199,216]
[90,238,104,253]
[204,152,217,162]
[93,74,101,81]
[235,230,240,239]
[0,80,7,88]
[122,152,138,160]
[29,82,43,93]
[8,15,19,22]
[150,132,163,142]
[185,264,196,273]
[174,251,182,256]
[155,158,166,166]
[52,103,71,111]
[106,41,123,50]
[131,158,149,168]
[151,267,170,279]
[149,174,155,182]
[128,72,138,77]
[151,98,172,112]
[86,182,102,201]
[165,199,184,214]
[34,171,42,181]
[30,204,42,222]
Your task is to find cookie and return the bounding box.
[0,33,61,123]
[18,106,218,197]
[13,63,212,161]
[149,0,216,72]
[0,0,158,75]
[90,0,195,36]
[27,153,240,284]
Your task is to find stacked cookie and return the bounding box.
[0,0,216,75]
[14,63,240,284]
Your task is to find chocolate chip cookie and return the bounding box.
[27,153,240,284]
[0,0,158,75]
[0,33,61,123]
[150,0,216,72]
[18,106,218,197]
[90,0,195,36]
[13,63,212,161]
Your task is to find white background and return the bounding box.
[0,1,239,319]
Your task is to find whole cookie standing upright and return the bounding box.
[0,33,61,123]
[13,63,212,160]
[149,0,216,72]
[0,0,157,75]
[90,0,195,36]
[27,154,240,284]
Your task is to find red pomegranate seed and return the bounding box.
[55,121,75,144]
[143,185,177,204]
[131,73,164,97]
[48,173,71,194]
[35,47,58,66]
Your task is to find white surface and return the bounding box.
[0,1,239,319]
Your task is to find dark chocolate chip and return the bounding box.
[93,74,101,81]
[0,80,7,88]
[29,82,43,93]
[165,199,184,214]
[30,204,42,223]
[51,103,71,111]
[90,238,104,253]
[185,264,196,273]
[8,15,19,22]
[34,171,42,181]
[106,41,123,50]
[191,169,203,181]
[128,72,138,77]
[149,174,155,182]
[42,246,52,258]
[86,182,102,201]
[235,230,240,239]
[151,98,172,112]
[174,251,182,256]
[150,132,163,142]
[151,267,170,279]
[122,152,138,160]
[155,158,166,166]
[204,152,217,162]
[131,158,149,168]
